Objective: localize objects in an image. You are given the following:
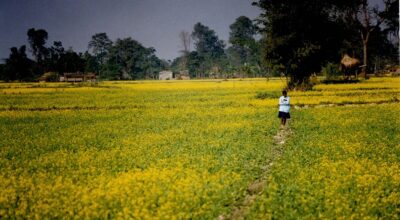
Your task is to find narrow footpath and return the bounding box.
[219,125,293,220]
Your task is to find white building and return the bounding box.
[159,71,173,80]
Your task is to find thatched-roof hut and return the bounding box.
[340,54,361,78]
[341,54,360,68]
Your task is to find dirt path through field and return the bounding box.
[218,125,292,220]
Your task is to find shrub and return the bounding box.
[322,62,341,79]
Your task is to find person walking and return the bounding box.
[278,90,290,128]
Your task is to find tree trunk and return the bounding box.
[362,41,368,76]
[361,29,371,78]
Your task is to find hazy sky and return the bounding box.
[0,0,260,62]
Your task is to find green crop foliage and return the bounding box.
[0,77,399,219]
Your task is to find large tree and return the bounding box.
[228,16,257,64]
[88,33,113,66]
[254,0,353,88]
[107,37,163,80]
[191,22,226,77]
[108,37,144,79]
[350,0,398,73]
[4,46,35,81]
[227,16,260,76]
[88,33,113,78]
[45,41,65,72]
[57,50,86,74]
[254,0,398,86]
[192,22,225,58]
[27,28,49,63]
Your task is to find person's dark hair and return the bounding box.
[282,90,287,96]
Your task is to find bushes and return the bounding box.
[322,62,341,79]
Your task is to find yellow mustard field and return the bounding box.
[0,77,399,219]
[248,103,400,219]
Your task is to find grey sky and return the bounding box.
[0,0,260,62]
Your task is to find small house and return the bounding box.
[159,71,173,80]
[61,72,96,82]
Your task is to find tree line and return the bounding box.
[0,15,261,81]
[0,28,167,81]
[0,0,398,87]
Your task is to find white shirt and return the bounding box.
[279,96,290,113]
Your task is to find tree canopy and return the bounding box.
[4,46,35,81]
[27,28,49,64]
[192,22,225,59]
[253,0,398,89]
[227,16,260,74]
[106,38,164,80]
[88,33,113,66]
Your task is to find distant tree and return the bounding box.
[227,16,261,76]
[179,31,191,54]
[27,28,49,63]
[57,49,86,74]
[88,33,113,66]
[100,62,120,80]
[170,56,181,73]
[229,16,257,64]
[88,33,113,78]
[229,16,256,45]
[0,64,4,81]
[178,30,191,71]
[191,22,226,77]
[355,0,398,73]
[83,51,98,73]
[45,41,65,72]
[108,37,143,79]
[192,22,225,58]
[187,51,203,78]
[171,50,203,78]
[107,37,163,80]
[50,41,65,58]
[380,0,399,43]
[142,51,167,79]
[4,46,35,81]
